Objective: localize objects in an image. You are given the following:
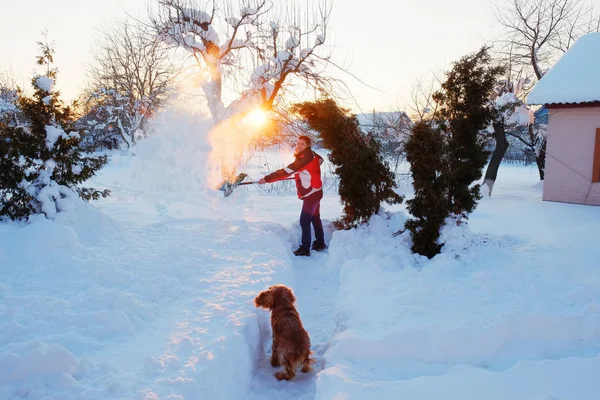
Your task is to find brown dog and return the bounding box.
[254,284,314,380]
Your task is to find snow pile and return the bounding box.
[0,342,80,387]
[315,191,600,399]
[35,181,78,219]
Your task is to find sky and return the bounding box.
[0,0,502,113]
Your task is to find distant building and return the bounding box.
[355,111,412,154]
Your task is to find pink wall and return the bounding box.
[543,107,600,206]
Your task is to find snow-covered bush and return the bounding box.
[0,42,109,221]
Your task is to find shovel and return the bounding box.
[217,173,294,197]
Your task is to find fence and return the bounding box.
[502,149,537,165]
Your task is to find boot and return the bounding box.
[293,246,310,256]
[311,241,327,252]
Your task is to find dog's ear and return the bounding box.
[254,289,274,310]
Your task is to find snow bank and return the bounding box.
[0,342,79,386]
[0,201,295,400]
[316,201,600,399]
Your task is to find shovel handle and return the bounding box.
[240,177,295,186]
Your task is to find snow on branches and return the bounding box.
[153,0,331,122]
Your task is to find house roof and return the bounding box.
[355,111,411,129]
[527,32,600,106]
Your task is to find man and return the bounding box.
[259,135,326,256]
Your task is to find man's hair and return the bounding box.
[298,135,311,146]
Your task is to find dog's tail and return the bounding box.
[301,350,317,373]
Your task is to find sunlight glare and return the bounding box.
[207,107,273,189]
[242,108,269,128]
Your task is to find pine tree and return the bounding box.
[433,46,504,219]
[0,38,109,221]
[291,98,403,229]
[404,121,448,258]
[404,46,504,258]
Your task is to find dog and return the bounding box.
[254,284,315,380]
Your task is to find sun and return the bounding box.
[242,108,269,128]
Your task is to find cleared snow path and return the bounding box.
[244,223,339,400]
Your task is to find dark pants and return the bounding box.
[300,198,324,250]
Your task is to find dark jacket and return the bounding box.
[264,147,324,200]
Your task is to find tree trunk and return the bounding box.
[536,136,546,180]
[531,48,543,81]
[116,119,132,149]
[202,77,224,124]
[483,121,509,195]
[528,125,546,180]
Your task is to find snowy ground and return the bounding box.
[1,112,600,399]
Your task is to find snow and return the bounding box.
[36,182,78,219]
[506,104,533,125]
[44,125,81,150]
[173,8,220,47]
[2,107,600,399]
[183,35,204,51]
[315,34,325,46]
[285,36,300,50]
[241,7,258,16]
[495,93,534,125]
[0,100,11,113]
[228,39,250,50]
[495,91,517,107]
[34,76,54,92]
[45,125,66,150]
[527,32,600,105]
[0,96,17,115]
[227,17,241,27]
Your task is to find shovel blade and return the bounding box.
[222,183,235,197]
[217,172,248,196]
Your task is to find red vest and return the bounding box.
[264,148,324,199]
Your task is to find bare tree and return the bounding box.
[407,76,444,123]
[491,0,599,182]
[0,69,20,122]
[495,0,598,83]
[86,19,178,148]
[361,110,412,174]
[150,0,338,123]
[0,69,17,91]
[483,77,534,194]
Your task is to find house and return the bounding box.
[355,111,412,153]
[527,32,600,206]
